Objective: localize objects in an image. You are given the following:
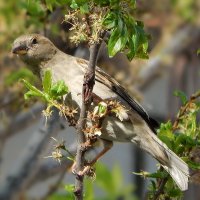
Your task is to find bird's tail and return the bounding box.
[151,134,189,191]
[161,146,189,191]
[132,129,189,191]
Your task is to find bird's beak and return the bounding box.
[12,45,28,55]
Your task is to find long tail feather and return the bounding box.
[131,128,189,191]
[162,147,189,191]
[152,134,189,191]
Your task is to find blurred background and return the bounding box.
[0,0,200,199]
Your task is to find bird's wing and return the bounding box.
[76,58,159,132]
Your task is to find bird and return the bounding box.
[12,33,189,191]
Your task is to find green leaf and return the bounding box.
[187,160,200,170]
[150,180,156,190]
[176,145,185,154]
[167,188,182,197]
[50,80,68,98]
[43,70,52,94]
[174,90,188,105]
[157,121,174,140]
[21,79,45,99]
[45,0,55,11]
[197,48,200,55]
[94,0,110,6]
[158,135,173,149]
[70,0,78,9]
[146,171,168,179]
[103,12,117,29]
[97,102,107,116]
[109,0,120,8]
[80,3,89,13]
[175,134,197,147]
[127,37,135,60]
[132,22,149,59]
[56,0,71,6]
[22,0,45,17]
[24,90,44,100]
[128,0,136,8]
[108,24,128,57]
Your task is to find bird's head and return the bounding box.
[12,34,57,73]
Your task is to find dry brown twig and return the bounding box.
[173,91,200,130]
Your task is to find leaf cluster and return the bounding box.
[22,70,68,102]
[135,90,200,199]
[65,0,149,60]
[22,70,77,125]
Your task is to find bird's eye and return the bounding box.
[32,38,37,44]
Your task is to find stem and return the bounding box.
[173,91,200,130]
[74,42,101,200]
[153,177,168,200]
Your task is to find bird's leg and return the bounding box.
[78,139,113,176]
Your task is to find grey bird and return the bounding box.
[12,34,189,191]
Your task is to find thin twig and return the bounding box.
[173,91,200,129]
[74,42,101,200]
[153,177,168,200]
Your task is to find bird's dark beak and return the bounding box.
[12,45,28,55]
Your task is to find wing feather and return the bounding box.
[76,58,159,132]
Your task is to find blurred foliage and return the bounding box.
[48,162,136,200]
[64,0,149,60]
[5,68,37,86]
[171,0,197,22]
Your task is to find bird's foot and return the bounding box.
[71,161,95,178]
[78,165,95,177]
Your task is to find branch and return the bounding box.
[153,177,168,200]
[173,90,200,130]
[74,42,101,200]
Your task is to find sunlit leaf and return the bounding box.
[50,80,69,98]
[108,24,128,57]
[21,79,45,97]
[187,160,200,170]
[80,3,89,13]
[43,70,52,94]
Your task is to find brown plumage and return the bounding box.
[12,34,189,190]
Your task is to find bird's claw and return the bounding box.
[71,162,95,177]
